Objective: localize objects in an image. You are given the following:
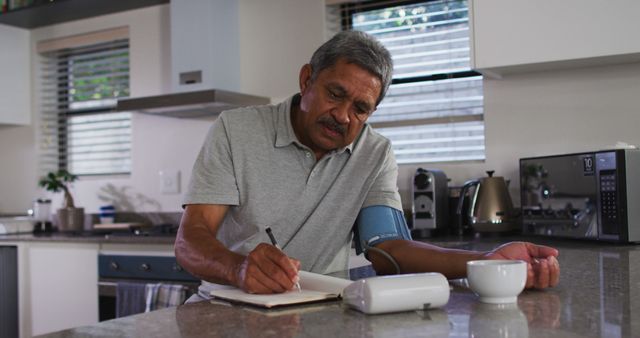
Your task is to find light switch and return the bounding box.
[159,169,181,194]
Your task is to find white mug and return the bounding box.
[467,260,527,304]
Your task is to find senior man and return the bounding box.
[175,31,560,300]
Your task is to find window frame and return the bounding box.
[38,32,132,177]
[339,0,485,164]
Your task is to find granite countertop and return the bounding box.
[0,232,176,245]
[38,236,640,338]
[0,212,182,245]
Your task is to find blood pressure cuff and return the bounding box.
[353,205,412,255]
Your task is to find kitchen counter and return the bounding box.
[36,236,640,338]
[0,232,176,245]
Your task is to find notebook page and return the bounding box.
[210,288,338,308]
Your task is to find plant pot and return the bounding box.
[57,207,85,232]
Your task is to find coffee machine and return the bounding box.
[412,168,449,237]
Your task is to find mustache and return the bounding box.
[318,116,347,135]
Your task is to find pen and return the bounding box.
[265,226,301,292]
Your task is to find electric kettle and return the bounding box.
[456,171,516,233]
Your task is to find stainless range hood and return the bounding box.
[117,1,271,118]
[116,89,270,118]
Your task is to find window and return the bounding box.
[39,29,131,176]
[336,0,484,164]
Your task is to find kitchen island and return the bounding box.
[37,237,640,338]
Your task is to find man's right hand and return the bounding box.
[233,243,301,294]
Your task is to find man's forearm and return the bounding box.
[371,239,486,279]
[175,222,243,286]
[175,204,302,294]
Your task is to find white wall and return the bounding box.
[238,0,326,101]
[0,1,327,215]
[397,62,640,209]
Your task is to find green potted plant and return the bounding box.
[38,170,85,232]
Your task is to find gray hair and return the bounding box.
[309,30,393,106]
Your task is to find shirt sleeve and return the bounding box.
[361,145,403,211]
[183,114,240,207]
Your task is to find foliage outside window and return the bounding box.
[40,39,132,176]
[339,0,484,164]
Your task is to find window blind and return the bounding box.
[39,38,131,176]
[334,0,484,164]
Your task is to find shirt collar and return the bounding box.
[274,94,299,148]
[275,94,354,155]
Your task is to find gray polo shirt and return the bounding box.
[184,94,402,277]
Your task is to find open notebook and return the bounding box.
[210,271,353,308]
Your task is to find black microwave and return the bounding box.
[520,149,640,243]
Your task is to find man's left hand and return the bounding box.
[483,242,560,289]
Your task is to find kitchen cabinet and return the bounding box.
[0,237,178,337]
[0,23,30,125]
[27,242,176,336]
[28,242,99,336]
[470,0,640,76]
[0,0,168,29]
